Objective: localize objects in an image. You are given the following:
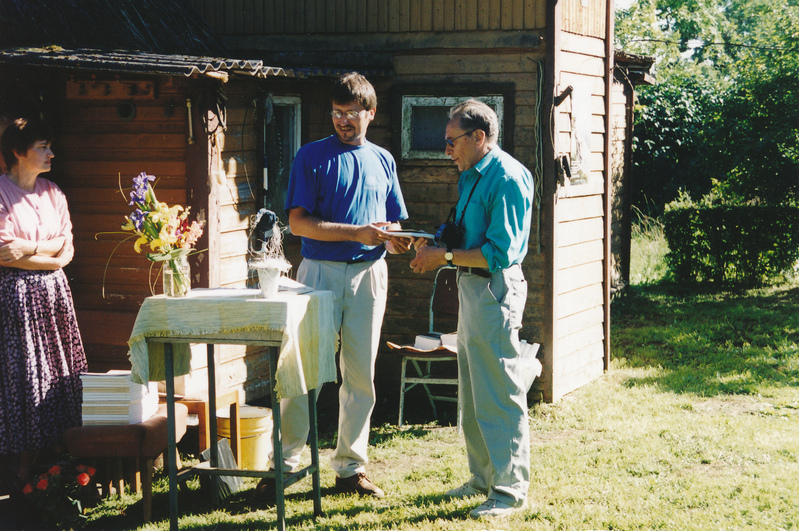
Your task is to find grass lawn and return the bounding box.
[19,224,799,530]
[72,282,799,530]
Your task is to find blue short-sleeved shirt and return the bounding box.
[285,135,408,262]
[454,147,534,272]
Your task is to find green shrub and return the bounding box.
[663,197,799,286]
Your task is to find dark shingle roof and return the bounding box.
[0,47,292,79]
[0,0,226,56]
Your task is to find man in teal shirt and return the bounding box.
[411,99,534,519]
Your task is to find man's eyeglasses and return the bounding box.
[330,109,365,120]
[446,130,475,147]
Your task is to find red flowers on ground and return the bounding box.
[22,460,99,528]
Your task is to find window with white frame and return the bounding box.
[263,95,301,213]
[400,95,504,161]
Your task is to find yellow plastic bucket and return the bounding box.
[216,405,273,470]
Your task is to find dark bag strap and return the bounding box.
[456,172,484,226]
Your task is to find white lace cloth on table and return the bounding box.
[127,288,337,400]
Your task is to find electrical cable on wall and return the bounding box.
[237,98,258,209]
[534,60,545,254]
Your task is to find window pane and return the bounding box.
[410,106,450,151]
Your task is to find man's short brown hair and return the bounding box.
[330,72,378,111]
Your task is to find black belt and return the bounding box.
[457,266,491,278]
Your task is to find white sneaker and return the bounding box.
[469,498,525,519]
[445,480,486,498]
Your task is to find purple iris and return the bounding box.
[129,209,146,231]
[128,172,155,206]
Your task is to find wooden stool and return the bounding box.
[63,403,189,522]
[178,390,242,467]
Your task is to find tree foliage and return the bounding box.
[617,0,799,211]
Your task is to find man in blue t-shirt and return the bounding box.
[254,72,410,502]
[410,99,535,519]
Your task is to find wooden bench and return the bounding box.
[63,402,188,522]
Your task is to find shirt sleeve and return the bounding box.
[0,200,13,245]
[49,181,74,244]
[481,177,530,272]
[384,156,408,223]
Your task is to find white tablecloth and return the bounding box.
[127,288,337,399]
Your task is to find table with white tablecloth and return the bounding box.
[127,288,337,531]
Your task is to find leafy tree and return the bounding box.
[617,0,799,211]
[632,80,719,214]
[709,7,799,203]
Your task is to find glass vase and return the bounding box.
[163,255,191,297]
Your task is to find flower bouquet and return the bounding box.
[22,462,99,529]
[118,172,204,296]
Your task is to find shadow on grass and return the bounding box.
[85,481,480,530]
[86,479,329,530]
[612,283,799,396]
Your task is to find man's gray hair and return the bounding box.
[449,99,499,143]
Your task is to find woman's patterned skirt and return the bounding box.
[0,267,87,454]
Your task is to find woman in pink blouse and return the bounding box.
[0,118,87,496]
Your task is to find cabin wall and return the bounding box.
[562,0,606,38]
[191,0,616,405]
[192,0,547,35]
[189,80,273,401]
[550,9,609,400]
[390,50,547,352]
[191,0,558,405]
[0,67,276,403]
[54,73,193,372]
[610,76,632,293]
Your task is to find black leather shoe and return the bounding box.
[252,474,276,505]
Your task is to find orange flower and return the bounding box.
[76,472,91,486]
[22,483,33,495]
[86,466,96,476]
[48,465,61,476]
[36,478,48,490]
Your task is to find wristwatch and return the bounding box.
[444,248,454,267]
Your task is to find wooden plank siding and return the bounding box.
[610,77,632,292]
[41,70,275,402]
[391,48,546,349]
[551,21,609,400]
[561,0,607,39]
[184,0,618,403]
[217,88,262,289]
[204,80,275,402]
[191,0,546,34]
[54,76,192,371]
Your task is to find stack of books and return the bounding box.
[413,332,443,350]
[413,332,458,352]
[80,370,159,426]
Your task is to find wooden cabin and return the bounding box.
[0,0,652,410]
[0,48,303,400]
[189,0,635,402]
[611,50,655,295]
[0,1,310,401]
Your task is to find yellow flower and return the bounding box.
[133,234,148,253]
